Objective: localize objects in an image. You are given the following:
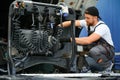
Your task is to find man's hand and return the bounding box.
[59,37,71,42]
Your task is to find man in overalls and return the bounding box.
[58,6,114,73]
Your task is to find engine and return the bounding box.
[10,0,64,56]
[6,0,77,75]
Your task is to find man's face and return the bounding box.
[84,14,96,26]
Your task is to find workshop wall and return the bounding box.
[96,0,120,52]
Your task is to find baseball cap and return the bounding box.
[85,6,101,19]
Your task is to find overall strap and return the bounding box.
[93,23,104,32]
[88,23,104,36]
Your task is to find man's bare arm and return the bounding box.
[58,20,81,27]
[75,33,101,45]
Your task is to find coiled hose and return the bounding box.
[12,19,35,54]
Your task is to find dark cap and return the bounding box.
[85,6,101,19]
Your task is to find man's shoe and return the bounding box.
[98,63,114,74]
[80,66,92,73]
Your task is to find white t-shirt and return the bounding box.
[79,20,114,46]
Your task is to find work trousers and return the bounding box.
[86,44,114,71]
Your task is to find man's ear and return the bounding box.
[94,16,98,19]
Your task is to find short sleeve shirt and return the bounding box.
[79,20,114,46]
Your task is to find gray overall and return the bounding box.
[85,23,115,71]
